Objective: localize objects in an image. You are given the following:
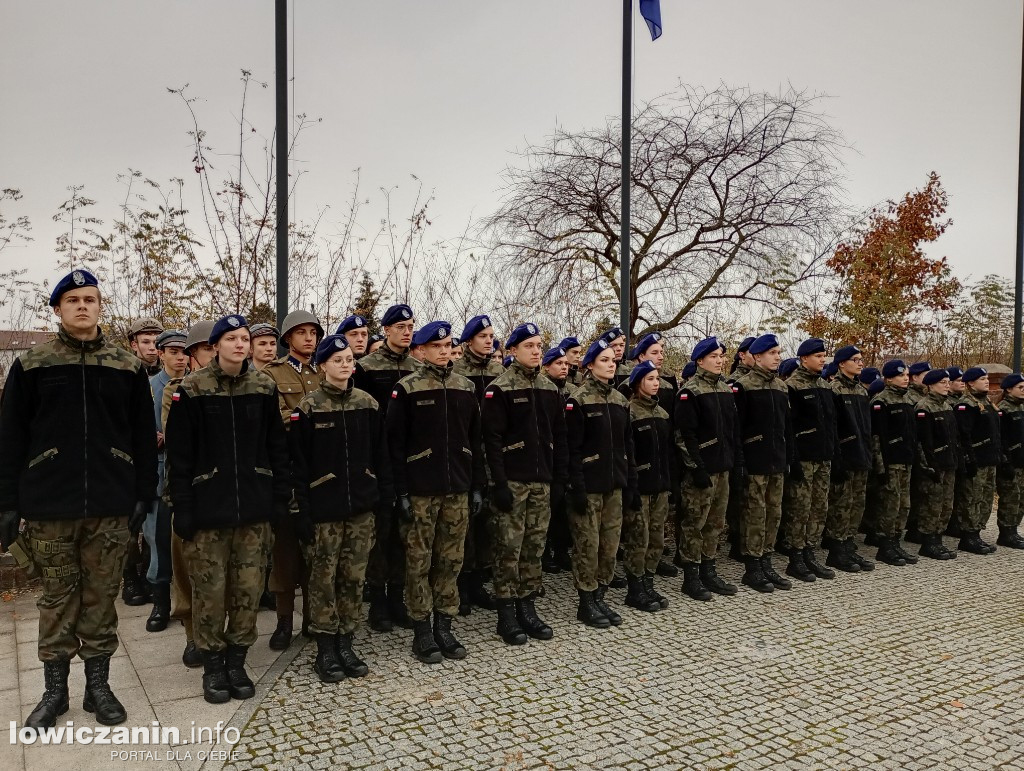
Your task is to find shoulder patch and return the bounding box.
[731,386,739,393]
[958,405,967,411]
[873,404,882,410]
[290,411,300,421]
[566,403,574,411]
[917,412,926,418]
[679,393,689,400]
[391,390,399,399]
[172,392,181,401]
[484,391,494,399]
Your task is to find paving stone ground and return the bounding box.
[223,523,1024,771]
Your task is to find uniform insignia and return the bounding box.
[172,392,181,401]
[482,316,490,327]
[484,391,494,399]
[917,412,926,418]
[438,328,446,339]
[391,390,399,399]
[731,386,738,393]
[598,339,608,349]
[72,270,85,286]
[401,309,411,319]
[527,324,537,334]
[290,412,300,421]
[355,318,363,326]
[958,405,967,411]
[679,393,689,400]
[228,316,240,327]
[336,339,345,349]
[873,404,882,410]
[565,403,574,411]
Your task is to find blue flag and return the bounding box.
[639,0,662,41]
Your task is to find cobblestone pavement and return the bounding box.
[223,523,1024,771]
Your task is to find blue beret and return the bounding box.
[335,315,367,335]
[411,321,452,347]
[779,358,799,378]
[380,304,414,326]
[582,338,612,368]
[628,360,658,390]
[737,336,756,353]
[502,355,513,368]
[49,268,99,306]
[749,334,780,355]
[691,337,724,362]
[209,314,248,345]
[314,334,350,366]
[823,361,839,379]
[628,333,663,360]
[962,366,988,384]
[558,336,581,351]
[155,329,187,349]
[542,347,567,366]
[833,345,861,365]
[946,365,964,382]
[1001,373,1024,390]
[923,368,950,386]
[907,361,931,377]
[796,338,825,357]
[461,314,493,342]
[681,361,697,379]
[881,359,907,379]
[867,378,885,396]
[506,322,541,349]
[859,367,880,384]
[598,327,623,346]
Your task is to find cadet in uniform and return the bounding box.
[337,314,370,359]
[913,369,960,560]
[166,314,290,704]
[388,321,485,663]
[128,316,164,376]
[541,345,571,398]
[599,327,631,388]
[952,367,1000,554]
[0,269,157,728]
[724,335,757,556]
[560,336,584,388]
[368,334,385,355]
[995,373,1024,549]
[290,334,392,682]
[249,323,280,370]
[729,336,756,378]
[482,323,568,645]
[263,310,324,649]
[907,362,931,404]
[621,333,676,416]
[540,346,573,573]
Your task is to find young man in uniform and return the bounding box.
[336,314,370,359]
[128,317,164,376]
[995,373,1024,549]
[540,346,573,573]
[559,336,584,388]
[952,367,1000,554]
[907,361,931,404]
[249,323,280,370]
[0,269,157,728]
[913,369,960,560]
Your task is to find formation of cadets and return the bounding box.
[2,268,1024,728]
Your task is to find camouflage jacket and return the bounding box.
[999,394,1024,468]
[353,343,419,418]
[0,326,158,521]
[617,371,676,415]
[673,366,739,475]
[786,366,837,463]
[629,393,675,494]
[733,365,794,475]
[831,372,872,472]
[165,357,290,530]
[908,382,928,405]
[953,389,1001,468]
[540,371,570,401]
[565,377,636,494]
[264,355,321,425]
[915,391,963,471]
[869,385,918,470]
[453,346,505,401]
[290,380,393,522]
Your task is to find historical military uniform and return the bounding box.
[913,385,961,559]
[952,371,1000,553]
[996,382,1024,548]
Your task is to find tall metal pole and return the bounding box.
[1014,9,1024,371]
[620,0,632,345]
[275,0,289,331]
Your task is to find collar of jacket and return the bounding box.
[696,365,722,385]
[287,354,316,374]
[210,356,251,381]
[1004,394,1024,406]
[968,389,990,405]
[589,377,614,396]
[837,372,859,388]
[320,379,353,400]
[795,365,824,382]
[550,376,567,389]
[886,384,908,396]
[911,383,927,396]
[381,342,411,363]
[631,393,658,409]
[732,363,751,378]
[750,364,777,383]
[421,360,452,380]
[57,325,105,354]
[511,360,540,381]
[462,346,490,368]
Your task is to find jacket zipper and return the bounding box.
[443,371,451,491]
[341,407,352,514]
[531,381,540,478]
[229,378,241,523]
[81,349,88,518]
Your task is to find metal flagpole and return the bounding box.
[1014,9,1024,371]
[275,0,289,336]
[620,0,632,347]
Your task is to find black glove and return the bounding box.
[172,511,196,542]
[627,488,643,512]
[470,489,484,518]
[690,468,713,489]
[398,495,413,522]
[922,466,941,482]
[788,462,805,484]
[492,484,514,513]
[964,462,977,479]
[831,464,848,486]
[128,500,150,535]
[0,511,20,551]
[295,513,315,545]
[568,488,589,516]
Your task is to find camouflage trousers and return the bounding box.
[996,467,1024,528]
[824,469,869,542]
[366,499,406,588]
[404,494,469,620]
[170,525,194,640]
[781,461,831,550]
[25,516,130,662]
[570,490,623,592]
[875,464,912,538]
[184,523,272,652]
[302,513,374,635]
[492,481,550,599]
[678,471,730,564]
[740,474,784,557]
[913,469,956,535]
[622,492,669,576]
[954,466,997,532]
[269,501,308,616]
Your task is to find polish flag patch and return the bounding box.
[679,393,689,400]
[565,403,574,411]
[172,392,180,401]
[917,412,926,418]
[873,404,882,410]
[484,391,494,399]
[731,386,739,393]
[391,390,399,399]
[958,405,967,411]
[290,412,300,421]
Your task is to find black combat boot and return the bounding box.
[25,658,70,729]
[313,634,345,683]
[826,540,860,573]
[624,572,660,611]
[803,546,835,579]
[258,570,276,610]
[594,585,622,626]
[919,533,955,560]
[367,584,393,632]
[904,526,924,544]
[680,563,713,601]
[433,611,468,659]
[145,582,171,632]
[863,531,880,547]
[199,650,231,704]
[741,555,774,593]
[876,537,907,566]
[760,554,792,590]
[387,583,415,629]
[516,593,555,639]
[182,639,202,668]
[268,615,293,650]
[467,571,498,611]
[609,570,627,589]
[121,569,148,606]
[959,530,993,555]
[335,633,369,677]
[892,537,920,564]
[495,599,528,645]
[82,655,127,725]
[642,572,669,608]
[997,525,1024,549]
[576,589,610,629]
[846,539,875,571]
[699,560,738,596]
[784,550,815,583]
[655,558,678,578]
[225,644,255,700]
[412,619,442,663]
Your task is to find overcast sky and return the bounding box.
[2,0,1022,291]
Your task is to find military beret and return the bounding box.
[823,361,839,379]
[542,347,567,366]
[314,334,350,366]
[381,304,414,327]
[369,333,384,345]
[628,360,658,390]
[502,355,513,368]
[908,361,931,377]
[506,322,541,349]
[923,368,950,386]
[155,329,187,349]
[628,333,662,360]
[833,345,861,365]
[737,336,757,353]
[209,314,248,345]
[946,365,964,382]
[859,367,880,384]
[881,359,907,379]
[184,321,215,352]
[249,323,280,340]
[1001,373,1024,390]
[598,327,623,346]
[411,321,452,347]
[48,268,99,307]
[867,378,885,396]
[582,338,612,368]
[681,361,697,380]
[691,336,725,362]
[558,336,581,352]
[335,315,367,335]
[779,358,799,378]
[461,314,493,342]
[749,334,780,355]
[962,366,988,384]
[796,338,825,357]
[450,335,460,345]
[128,317,164,338]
